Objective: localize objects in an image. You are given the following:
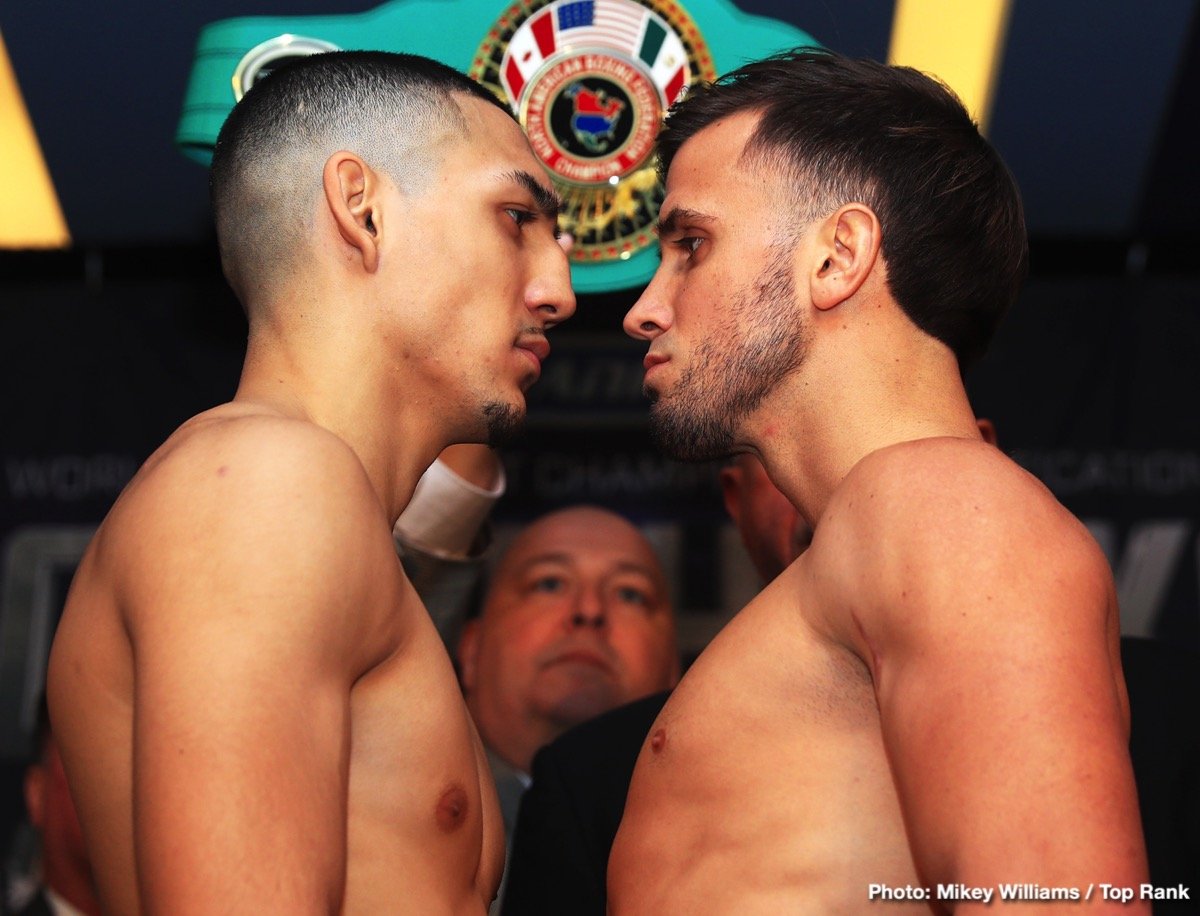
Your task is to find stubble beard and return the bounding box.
[648,254,808,462]
[483,400,525,448]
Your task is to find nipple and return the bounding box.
[435,784,469,832]
[649,727,667,754]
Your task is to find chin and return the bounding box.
[648,400,735,463]
[534,673,623,728]
[482,400,525,447]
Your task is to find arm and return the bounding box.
[836,447,1147,910]
[394,444,503,560]
[394,445,504,648]
[124,426,395,914]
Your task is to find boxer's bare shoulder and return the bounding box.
[807,435,1145,896]
[809,436,1114,649]
[66,403,408,672]
[113,404,389,552]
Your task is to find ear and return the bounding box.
[23,764,46,828]
[976,417,998,446]
[718,465,745,528]
[457,619,481,692]
[667,647,682,688]
[322,151,382,274]
[808,203,881,312]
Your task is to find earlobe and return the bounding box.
[457,620,480,690]
[809,203,881,312]
[976,417,998,446]
[23,766,45,827]
[322,152,381,274]
[718,466,744,526]
[667,652,682,688]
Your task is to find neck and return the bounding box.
[737,318,982,527]
[235,319,446,524]
[470,693,569,775]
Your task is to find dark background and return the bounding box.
[2,0,1199,858]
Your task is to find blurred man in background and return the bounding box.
[459,505,680,827]
[458,505,678,912]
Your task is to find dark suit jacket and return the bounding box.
[501,691,669,916]
[10,888,53,916]
[1120,637,1199,902]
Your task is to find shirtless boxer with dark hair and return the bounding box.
[48,50,574,914]
[610,47,1146,912]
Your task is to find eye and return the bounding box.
[504,207,536,227]
[615,585,651,607]
[669,236,704,260]
[529,575,566,594]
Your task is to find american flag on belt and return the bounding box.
[501,0,687,107]
[557,0,646,48]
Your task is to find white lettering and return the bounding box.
[1141,884,1190,900]
[936,884,993,903]
[867,884,929,901]
[1100,885,1134,903]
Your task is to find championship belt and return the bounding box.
[176,0,816,292]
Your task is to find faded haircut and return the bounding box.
[656,47,1028,370]
[210,50,513,306]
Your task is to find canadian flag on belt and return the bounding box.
[501,0,688,106]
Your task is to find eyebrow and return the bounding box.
[504,170,563,221]
[514,552,662,582]
[656,206,717,238]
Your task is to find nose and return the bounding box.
[527,238,577,329]
[622,270,672,341]
[567,586,606,631]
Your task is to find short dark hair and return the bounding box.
[657,47,1028,369]
[210,50,512,304]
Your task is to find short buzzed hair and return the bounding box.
[210,50,512,306]
[657,48,1027,370]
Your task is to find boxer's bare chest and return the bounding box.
[609,563,925,913]
[343,590,504,912]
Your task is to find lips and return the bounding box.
[540,644,616,674]
[515,336,550,376]
[643,352,668,372]
[642,352,669,389]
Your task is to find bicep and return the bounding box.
[117,428,403,913]
[131,588,354,914]
[124,481,380,913]
[871,542,1145,889]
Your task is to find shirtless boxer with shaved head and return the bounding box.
[47,51,574,914]
[610,48,1147,912]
